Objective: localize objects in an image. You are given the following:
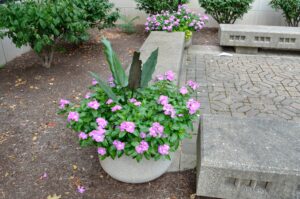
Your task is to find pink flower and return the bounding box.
[111,105,122,112]
[97,147,106,156]
[180,86,188,95]
[187,80,199,90]
[149,122,164,137]
[120,121,136,133]
[107,76,115,87]
[89,129,106,142]
[202,15,209,20]
[113,140,125,151]
[157,95,169,105]
[163,104,176,118]
[186,99,201,114]
[92,79,98,85]
[88,100,100,110]
[134,101,142,106]
[155,74,165,81]
[135,141,149,154]
[77,186,86,194]
[165,70,175,81]
[96,118,108,129]
[158,144,170,155]
[67,112,79,122]
[140,132,146,138]
[59,99,70,109]
[78,132,88,140]
[129,98,137,103]
[145,27,150,32]
[85,92,91,99]
[106,99,113,105]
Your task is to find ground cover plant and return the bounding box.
[198,0,254,24]
[0,0,119,68]
[59,39,201,162]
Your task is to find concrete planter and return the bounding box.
[99,154,173,183]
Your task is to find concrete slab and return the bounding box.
[196,114,300,199]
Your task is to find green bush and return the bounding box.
[118,15,140,34]
[270,0,300,27]
[0,0,119,68]
[198,0,254,24]
[135,0,190,14]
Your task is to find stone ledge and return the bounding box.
[196,114,300,199]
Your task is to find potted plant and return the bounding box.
[58,39,201,183]
[144,4,208,49]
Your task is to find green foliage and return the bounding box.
[198,0,254,24]
[141,48,159,88]
[270,0,300,27]
[118,15,140,34]
[135,0,190,14]
[0,0,119,68]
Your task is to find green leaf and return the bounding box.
[101,38,128,87]
[89,71,118,101]
[128,51,142,90]
[141,48,158,88]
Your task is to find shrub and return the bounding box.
[198,0,254,24]
[270,0,300,27]
[145,5,208,40]
[135,0,190,15]
[0,0,119,68]
[58,39,201,162]
[118,15,140,34]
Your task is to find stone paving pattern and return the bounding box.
[184,52,300,121]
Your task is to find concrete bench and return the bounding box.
[219,24,300,54]
[196,114,300,199]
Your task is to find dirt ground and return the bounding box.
[0,26,218,199]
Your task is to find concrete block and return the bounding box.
[219,24,300,52]
[196,114,300,199]
[235,47,258,54]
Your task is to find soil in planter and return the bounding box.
[193,28,219,46]
[0,26,217,199]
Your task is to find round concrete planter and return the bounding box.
[99,155,173,183]
[184,37,192,49]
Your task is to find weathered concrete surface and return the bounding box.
[219,24,300,52]
[196,114,300,199]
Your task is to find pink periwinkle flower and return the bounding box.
[158,144,170,155]
[180,86,188,95]
[107,76,116,87]
[113,140,125,151]
[165,70,175,81]
[186,99,201,114]
[77,186,86,194]
[96,118,108,129]
[120,121,136,133]
[106,99,113,105]
[67,111,79,122]
[187,80,199,90]
[78,132,88,140]
[157,95,169,105]
[149,122,164,137]
[89,129,106,142]
[111,105,122,112]
[163,104,176,118]
[92,79,98,85]
[129,98,137,103]
[155,74,165,81]
[135,140,149,154]
[134,101,142,106]
[59,99,70,109]
[85,92,91,99]
[140,132,147,139]
[97,147,106,156]
[87,100,100,110]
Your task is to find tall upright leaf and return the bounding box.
[140,48,158,88]
[102,38,128,87]
[89,71,118,101]
[128,51,142,90]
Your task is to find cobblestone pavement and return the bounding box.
[183,49,300,122]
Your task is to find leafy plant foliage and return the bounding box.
[135,0,190,14]
[0,0,119,68]
[118,15,140,34]
[270,0,300,27]
[198,0,254,24]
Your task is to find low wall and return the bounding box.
[111,0,286,27]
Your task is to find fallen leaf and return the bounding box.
[32,136,37,142]
[72,165,77,170]
[47,194,61,199]
[190,193,196,199]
